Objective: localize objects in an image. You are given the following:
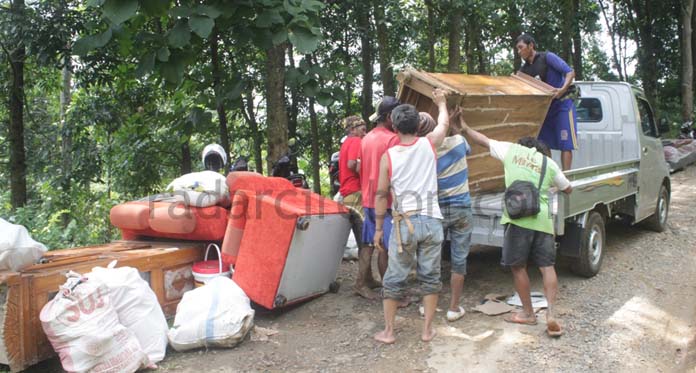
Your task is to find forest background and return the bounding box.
[0,0,692,249]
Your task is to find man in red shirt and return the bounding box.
[361,97,400,281]
[339,115,377,299]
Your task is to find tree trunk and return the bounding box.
[308,97,321,194]
[287,45,300,140]
[599,0,624,80]
[60,54,73,226]
[692,0,696,88]
[683,0,695,122]
[265,42,289,173]
[374,2,395,96]
[507,2,523,71]
[8,0,27,210]
[476,30,487,74]
[465,22,474,73]
[180,141,192,175]
[341,27,353,117]
[628,0,659,107]
[210,29,230,159]
[357,3,374,123]
[561,0,573,63]
[241,90,263,174]
[571,0,583,80]
[425,0,436,71]
[447,7,463,72]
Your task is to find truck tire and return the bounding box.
[644,184,670,232]
[571,211,605,278]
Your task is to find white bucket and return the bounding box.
[192,243,231,287]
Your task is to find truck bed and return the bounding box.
[470,159,640,247]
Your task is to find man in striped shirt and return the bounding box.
[418,112,473,322]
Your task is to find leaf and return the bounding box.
[135,52,156,78]
[141,0,170,16]
[102,0,139,25]
[160,58,185,84]
[188,15,215,38]
[86,0,105,7]
[316,91,334,106]
[167,21,191,49]
[300,0,324,13]
[256,9,284,28]
[195,4,222,19]
[72,27,113,56]
[288,26,319,54]
[156,47,170,62]
[272,30,288,45]
[302,79,319,97]
[226,81,244,100]
[170,6,193,18]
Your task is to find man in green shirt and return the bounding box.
[460,120,572,337]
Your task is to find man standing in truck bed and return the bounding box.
[516,34,578,171]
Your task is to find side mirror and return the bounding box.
[658,118,670,134]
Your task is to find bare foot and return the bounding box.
[421,328,437,342]
[504,312,537,325]
[374,330,396,344]
[354,286,379,300]
[366,278,382,289]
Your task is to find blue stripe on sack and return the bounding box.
[437,142,469,174]
[438,192,471,206]
[438,167,469,190]
[205,280,220,343]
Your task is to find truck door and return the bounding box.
[635,96,663,221]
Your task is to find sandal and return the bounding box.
[546,320,563,337]
[503,312,537,325]
[446,306,466,322]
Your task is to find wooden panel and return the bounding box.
[397,68,554,195]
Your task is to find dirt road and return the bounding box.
[33,167,696,372]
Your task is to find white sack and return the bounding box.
[0,218,47,271]
[166,170,229,207]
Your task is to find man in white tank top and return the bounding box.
[373,89,451,344]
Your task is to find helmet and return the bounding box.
[202,144,227,172]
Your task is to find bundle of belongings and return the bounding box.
[0,218,47,271]
[663,139,696,172]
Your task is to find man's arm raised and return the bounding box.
[426,88,450,148]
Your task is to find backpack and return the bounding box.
[520,51,578,99]
[504,156,547,219]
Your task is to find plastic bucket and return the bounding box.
[192,243,231,287]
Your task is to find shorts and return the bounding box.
[362,207,393,251]
[538,98,578,151]
[501,224,556,267]
[382,215,444,300]
[441,205,473,275]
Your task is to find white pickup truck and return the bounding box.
[470,81,671,277]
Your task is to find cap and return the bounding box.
[369,96,401,123]
[416,112,436,136]
[201,143,227,166]
[342,115,365,130]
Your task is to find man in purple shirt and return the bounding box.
[516,34,578,171]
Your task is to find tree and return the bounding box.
[374,1,395,96]
[447,5,463,72]
[5,0,27,210]
[683,0,695,122]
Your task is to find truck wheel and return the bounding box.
[571,211,605,278]
[644,184,670,233]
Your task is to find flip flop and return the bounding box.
[503,312,537,325]
[546,320,563,337]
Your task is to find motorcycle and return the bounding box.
[678,120,696,139]
[270,140,309,189]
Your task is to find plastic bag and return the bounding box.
[40,274,149,373]
[87,263,168,364]
[168,276,254,351]
[166,170,229,207]
[0,218,47,271]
